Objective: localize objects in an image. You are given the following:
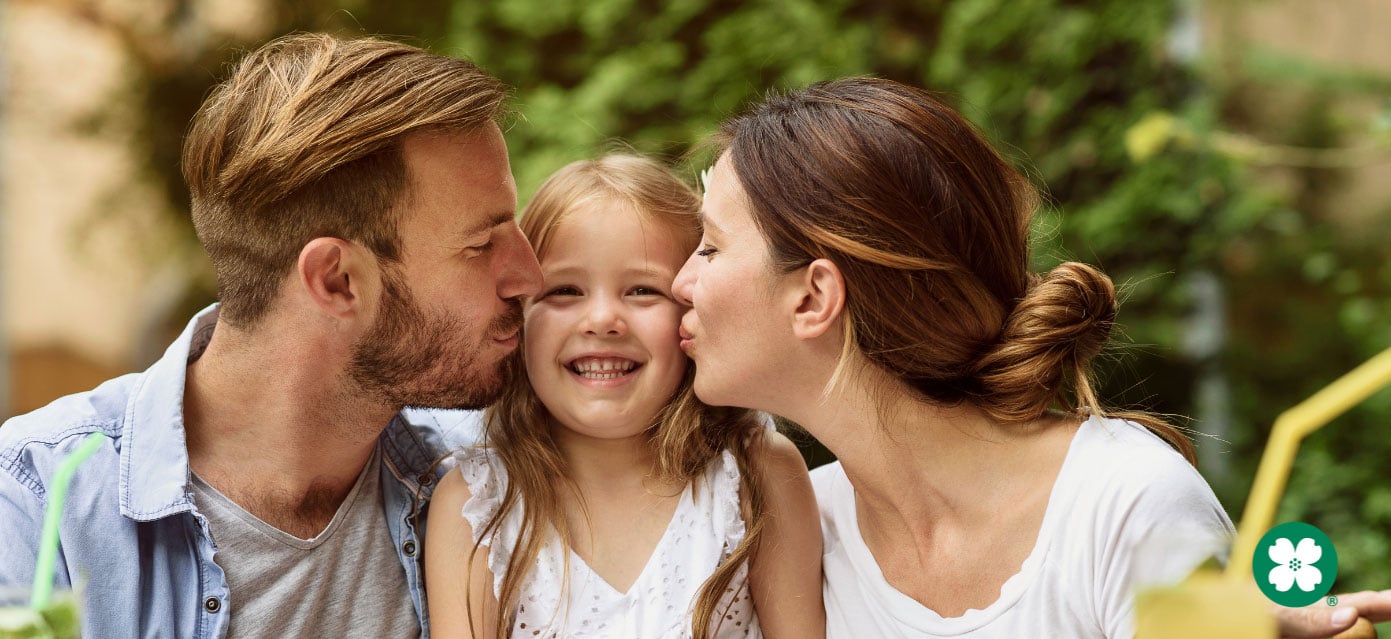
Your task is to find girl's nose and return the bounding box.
[581,297,626,336]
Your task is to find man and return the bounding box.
[0,33,541,637]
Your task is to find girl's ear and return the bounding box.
[789,258,846,340]
[297,237,375,320]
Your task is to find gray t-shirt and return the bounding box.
[191,447,420,638]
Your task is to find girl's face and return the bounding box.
[524,200,691,440]
[673,156,792,412]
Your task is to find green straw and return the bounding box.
[30,433,107,610]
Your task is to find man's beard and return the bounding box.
[348,268,523,410]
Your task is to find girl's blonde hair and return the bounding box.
[468,154,768,637]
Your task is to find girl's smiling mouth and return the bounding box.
[567,355,643,383]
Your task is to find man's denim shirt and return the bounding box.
[0,305,483,638]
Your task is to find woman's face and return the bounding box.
[673,156,791,410]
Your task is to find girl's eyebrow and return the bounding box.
[543,263,675,279]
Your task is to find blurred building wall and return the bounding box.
[1206,0,1391,225]
[2,0,264,419]
[3,2,162,417]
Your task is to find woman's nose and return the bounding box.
[673,253,698,306]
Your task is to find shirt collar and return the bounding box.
[119,303,219,521]
[379,411,452,492]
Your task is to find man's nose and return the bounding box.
[497,223,543,300]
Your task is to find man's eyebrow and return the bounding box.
[460,211,516,238]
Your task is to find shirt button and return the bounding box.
[418,472,435,487]
[204,597,221,613]
[403,541,417,556]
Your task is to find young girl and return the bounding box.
[424,154,824,638]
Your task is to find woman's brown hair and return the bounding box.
[718,77,1194,462]
[467,155,768,636]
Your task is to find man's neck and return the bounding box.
[183,318,399,536]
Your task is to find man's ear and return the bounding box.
[790,258,846,340]
[298,238,371,318]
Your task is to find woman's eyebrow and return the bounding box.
[698,209,726,236]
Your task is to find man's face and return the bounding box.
[349,125,542,410]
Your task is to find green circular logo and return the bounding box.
[1253,522,1338,607]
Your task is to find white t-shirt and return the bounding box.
[811,415,1234,639]
[454,447,759,638]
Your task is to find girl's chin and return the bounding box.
[553,410,661,440]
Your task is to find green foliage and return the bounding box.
[449,0,879,199]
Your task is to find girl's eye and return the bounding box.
[696,246,717,258]
[543,285,581,297]
[629,287,664,296]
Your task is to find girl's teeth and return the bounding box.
[579,371,625,380]
[572,358,636,374]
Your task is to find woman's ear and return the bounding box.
[790,258,846,340]
[298,237,372,319]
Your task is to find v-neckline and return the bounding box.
[567,481,694,598]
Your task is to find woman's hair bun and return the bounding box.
[969,262,1117,421]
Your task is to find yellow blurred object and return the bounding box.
[1134,570,1275,638]
[1124,112,1177,162]
[1229,346,1391,580]
[1134,345,1391,637]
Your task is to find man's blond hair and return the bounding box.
[183,33,508,327]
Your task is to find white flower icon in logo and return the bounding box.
[1268,537,1324,592]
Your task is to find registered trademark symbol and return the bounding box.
[1327,595,1339,606]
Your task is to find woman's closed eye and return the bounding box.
[696,245,718,259]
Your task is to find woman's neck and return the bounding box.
[784,365,1073,528]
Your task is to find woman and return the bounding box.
[671,77,1387,637]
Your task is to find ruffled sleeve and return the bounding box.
[452,446,516,597]
[708,449,748,562]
